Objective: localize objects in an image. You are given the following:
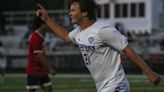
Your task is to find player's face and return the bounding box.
[69,2,85,24]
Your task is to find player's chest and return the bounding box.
[75,30,103,53]
[75,30,100,46]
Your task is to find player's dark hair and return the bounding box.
[32,16,45,30]
[71,0,97,21]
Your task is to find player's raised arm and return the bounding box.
[123,46,161,86]
[36,3,70,43]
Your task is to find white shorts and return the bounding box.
[97,77,130,92]
[99,81,130,92]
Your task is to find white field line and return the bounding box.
[1,86,164,91]
[4,74,163,83]
[5,74,151,78]
[130,79,148,83]
[5,74,92,78]
[131,87,164,90]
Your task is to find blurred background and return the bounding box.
[0,0,164,92]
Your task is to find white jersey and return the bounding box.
[69,20,129,92]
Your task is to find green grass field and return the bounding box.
[0,74,163,92]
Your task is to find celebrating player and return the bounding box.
[36,0,161,92]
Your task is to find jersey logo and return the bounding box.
[88,36,94,44]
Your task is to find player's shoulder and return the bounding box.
[31,32,41,39]
[94,20,113,29]
[90,20,114,34]
[93,20,116,33]
[29,32,42,42]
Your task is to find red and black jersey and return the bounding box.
[26,31,48,77]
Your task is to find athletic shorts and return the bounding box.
[97,77,130,92]
[99,82,130,92]
[26,75,52,89]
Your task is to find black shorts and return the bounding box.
[26,75,52,89]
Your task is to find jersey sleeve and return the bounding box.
[68,27,79,44]
[99,26,128,51]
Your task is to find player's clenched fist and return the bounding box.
[147,71,161,86]
[36,3,49,22]
[49,67,56,76]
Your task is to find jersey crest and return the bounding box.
[88,36,94,45]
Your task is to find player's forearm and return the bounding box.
[123,47,152,75]
[45,18,70,42]
[38,55,56,75]
[124,46,161,86]
[36,4,70,42]
[37,54,51,72]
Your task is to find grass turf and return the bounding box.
[0,74,163,92]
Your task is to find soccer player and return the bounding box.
[0,41,7,83]
[26,16,56,92]
[36,0,161,92]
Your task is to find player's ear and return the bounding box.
[82,12,87,17]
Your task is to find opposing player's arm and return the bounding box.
[36,53,56,75]
[123,46,161,86]
[36,3,70,43]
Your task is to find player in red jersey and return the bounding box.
[26,16,56,92]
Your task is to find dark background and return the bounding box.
[0,0,66,11]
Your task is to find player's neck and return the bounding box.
[80,20,95,30]
[36,28,44,34]
[35,29,44,38]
